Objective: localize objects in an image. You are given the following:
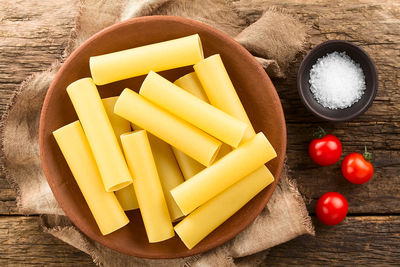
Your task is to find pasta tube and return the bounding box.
[121,131,174,243]
[147,134,185,221]
[130,124,185,220]
[174,72,209,101]
[114,89,221,166]
[194,54,256,141]
[171,132,276,215]
[171,149,205,180]
[53,121,129,235]
[140,71,248,147]
[172,73,207,179]
[174,166,274,249]
[90,34,204,85]
[113,185,138,211]
[67,78,132,192]
[171,73,248,178]
[102,97,131,147]
[102,97,138,211]
[173,69,277,248]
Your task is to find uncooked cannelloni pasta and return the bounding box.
[171,132,276,215]
[146,133,185,221]
[53,33,280,251]
[130,123,184,221]
[172,73,208,179]
[174,166,274,249]
[114,89,222,167]
[130,123,185,221]
[102,97,138,211]
[53,121,129,235]
[194,54,256,141]
[90,34,204,85]
[140,71,248,147]
[67,78,132,192]
[121,131,174,243]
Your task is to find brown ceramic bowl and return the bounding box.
[39,16,286,259]
[297,40,378,121]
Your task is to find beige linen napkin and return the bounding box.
[0,0,313,265]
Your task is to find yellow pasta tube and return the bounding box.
[194,55,277,184]
[140,71,248,147]
[194,54,257,141]
[171,149,205,180]
[172,73,207,179]
[174,72,209,102]
[67,78,132,192]
[53,121,129,235]
[102,97,131,146]
[113,185,138,211]
[171,73,239,179]
[174,166,274,249]
[102,97,138,211]
[130,123,185,220]
[90,34,204,85]
[121,131,174,242]
[114,89,221,166]
[147,134,185,221]
[173,71,276,248]
[172,72,246,179]
[171,132,276,215]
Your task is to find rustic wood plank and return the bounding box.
[235,0,400,123]
[0,0,78,112]
[0,216,93,266]
[286,123,400,213]
[0,0,78,214]
[1,216,399,266]
[264,216,400,266]
[0,0,399,265]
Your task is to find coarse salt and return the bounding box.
[309,51,366,109]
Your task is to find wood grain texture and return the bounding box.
[237,0,400,214]
[0,216,93,266]
[0,0,78,215]
[234,0,400,122]
[1,216,400,266]
[0,0,399,265]
[246,216,400,266]
[0,0,77,112]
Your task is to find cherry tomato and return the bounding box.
[342,147,374,184]
[316,192,348,225]
[309,127,342,166]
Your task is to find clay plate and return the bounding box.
[39,16,287,259]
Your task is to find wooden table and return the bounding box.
[1,0,399,265]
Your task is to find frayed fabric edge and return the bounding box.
[280,165,315,236]
[41,220,102,266]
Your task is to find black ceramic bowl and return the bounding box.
[297,40,378,121]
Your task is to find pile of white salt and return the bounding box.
[309,51,366,109]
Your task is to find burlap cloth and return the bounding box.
[0,0,314,265]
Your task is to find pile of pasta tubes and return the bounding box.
[53,34,277,250]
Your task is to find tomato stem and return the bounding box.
[363,146,373,161]
[313,126,326,139]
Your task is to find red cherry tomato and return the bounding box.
[342,148,374,184]
[316,192,348,225]
[309,128,342,166]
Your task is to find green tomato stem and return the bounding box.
[313,126,326,139]
[363,146,373,161]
